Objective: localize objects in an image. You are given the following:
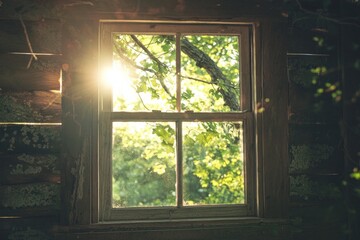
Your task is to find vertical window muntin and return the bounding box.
[99,22,254,221]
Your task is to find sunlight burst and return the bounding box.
[101,62,138,103]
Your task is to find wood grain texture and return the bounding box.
[260,19,289,218]
[0,91,61,123]
[0,70,60,91]
[0,54,61,91]
[0,215,58,240]
[0,153,60,185]
[0,19,61,54]
[0,125,61,154]
[0,183,60,209]
[61,19,98,225]
[54,219,289,240]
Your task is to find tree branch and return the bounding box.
[114,43,155,74]
[130,35,172,97]
[181,74,238,90]
[179,37,240,111]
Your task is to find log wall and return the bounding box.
[0,5,62,239]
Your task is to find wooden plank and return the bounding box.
[0,153,60,174]
[288,28,329,54]
[289,202,346,239]
[0,153,60,185]
[0,183,60,209]
[0,19,61,54]
[61,19,98,225]
[0,125,61,154]
[290,203,346,222]
[0,91,61,123]
[291,222,344,240]
[0,69,60,91]
[287,55,341,124]
[60,0,283,20]
[289,123,340,145]
[290,174,342,202]
[1,173,60,185]
[0,54,61,91]
[0,54,61,71]
[0,0,283,21]
[0,208,59,218]
[289,144,341,174]
[0,215,58,240]
[54,220,289,240]
[260,19,289,218]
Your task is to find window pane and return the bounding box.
[183,122,244,205]
[181,35,240,112]
[112,122,176,207]
[112,34,176,111]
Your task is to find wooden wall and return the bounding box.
[0,5,62,239]
[0,0,358,239]
[286,1,359,239]
[287,22,344,240]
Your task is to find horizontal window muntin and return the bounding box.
[110,111,250,121]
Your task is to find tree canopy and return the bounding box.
[110,33,245,207]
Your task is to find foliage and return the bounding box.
[110,33,245,207]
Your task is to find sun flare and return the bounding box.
[101,62,139,103]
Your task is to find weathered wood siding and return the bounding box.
[287,1,349,239]
[0,5,62,239]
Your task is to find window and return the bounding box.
[98,21,256,222]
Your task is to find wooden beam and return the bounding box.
[54,220,289,240]
[0,54,61,91]
[61,19,98,225]
[260,18,289,218]
[0,19,61,54]
[0,183,60,209]
[0,125,61,154]
[0,91,61,123]
[0,153,60,185]
[0,207,59,218]
[0,70,60,91]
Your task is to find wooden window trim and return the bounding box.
[98,21,255,222]
[60,15,288,239]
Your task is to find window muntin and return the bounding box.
[99,22,254,221]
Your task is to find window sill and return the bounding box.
[54,218,289,240]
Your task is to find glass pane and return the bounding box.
[183,121,244,205]
[111,34,176,111]
[181,35,240,112]
[112,122,176,207]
